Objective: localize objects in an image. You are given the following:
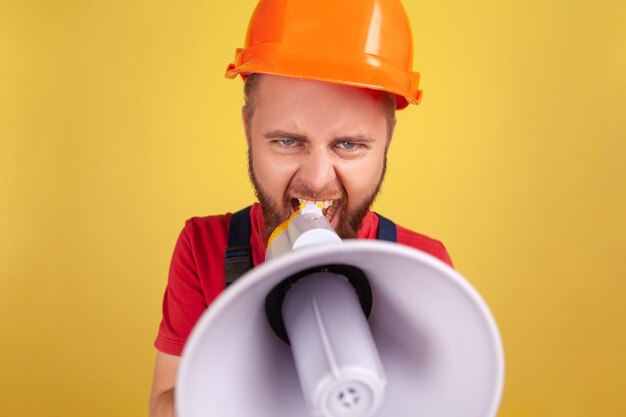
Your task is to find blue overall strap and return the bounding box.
[375,212,397,242]
[225,208,397,286]
[225,206,252,286]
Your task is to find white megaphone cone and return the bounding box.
[176,205,505,417]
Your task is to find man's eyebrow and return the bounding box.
[263,131,376,143]
[263,130,308,141]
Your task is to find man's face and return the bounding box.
[245,75,393,240]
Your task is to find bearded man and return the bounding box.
[149,1,453,416]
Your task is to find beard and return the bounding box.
[248,150,387,242]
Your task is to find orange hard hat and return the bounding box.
[225,0,422,109]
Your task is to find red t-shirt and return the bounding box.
[154,203,453,355]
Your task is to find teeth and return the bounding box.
[297,198,335,209]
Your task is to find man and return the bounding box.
[149,1,453,416]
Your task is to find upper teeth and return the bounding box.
[298,198,334,209]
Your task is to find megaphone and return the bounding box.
[176,205,504,417]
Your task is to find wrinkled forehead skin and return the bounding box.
[242,74,397,142]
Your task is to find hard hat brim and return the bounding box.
[226,46,422,109]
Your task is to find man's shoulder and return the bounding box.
[183,213,231,234]
[394,222,442,248]
[180,203,261,243]
[392,220,454,268]
[185,212,231,224]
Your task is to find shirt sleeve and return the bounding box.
[154,222,208,356]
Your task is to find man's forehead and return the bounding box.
[244,73,396,141]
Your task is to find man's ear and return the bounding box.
[241,106,251,147]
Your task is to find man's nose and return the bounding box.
[297,149,337,192]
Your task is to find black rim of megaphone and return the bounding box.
[264,264,373,344]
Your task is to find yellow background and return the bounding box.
[1,1,624,416]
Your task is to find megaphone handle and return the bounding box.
[282,272,386,417]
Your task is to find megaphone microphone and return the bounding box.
[177,204,505,417]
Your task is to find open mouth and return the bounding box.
[290,197,338,222]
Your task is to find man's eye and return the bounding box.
[278,139,297,147]
[336,141,359,150]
